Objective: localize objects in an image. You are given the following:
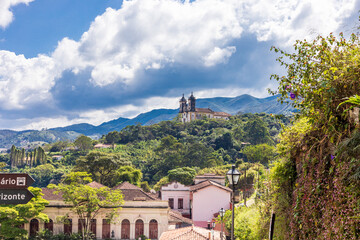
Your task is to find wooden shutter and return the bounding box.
[102,219,110,239]
[121,219,130,239]
[135,219,144,239]
[149,219,158,239]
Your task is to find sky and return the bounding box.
[0,0,359,130]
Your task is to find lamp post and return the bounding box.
[227,165,240,240]
[219,208,225,240]
[212,221,216,240]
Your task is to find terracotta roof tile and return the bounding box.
[113,182,156,201]
[41,188,63,201]
[113,181,142,190]
[160,226,222,240]
[190,180,232,193]
[195,108,214,113]
[169,210,193,225]
[214,112,231,117]
[86,181,106,188]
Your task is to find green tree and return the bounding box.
[168,167,197,185]
[105,131,121,146]
[241,144,276,165]
[114,166,143,186]
[75,152,131,187]
[74,135,93,152]
[49,172,123,240]
[152,136,184,177]
[244,116,273,145]
[0,187,49,239]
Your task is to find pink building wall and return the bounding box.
[192,185,230,227]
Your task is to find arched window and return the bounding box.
[149,219,158,239]
[102,219,110,239]
[44,219,53,232]
[64,219,72,235]
[135,219,144,239]
[121,219,130,239]
[30,219,39,237]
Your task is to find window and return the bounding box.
[30,219,39,237]
[121,219,130,239]
[149,219,158,239]
[135,219,144,239]
[78,219,85,235]
[44,219,53,232]
[169,198,174,209]
[64,219,72,235]
[102,219,110,239]
[90,219,96,236]
[178,198,183,209]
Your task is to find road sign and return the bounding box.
[0,189,34,205]
[0,173,35,189]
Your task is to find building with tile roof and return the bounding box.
[161,175,232,229]
[25,181,191,239]
[179,93,231,123]
[190,180,231,228]
[160,226,222,240]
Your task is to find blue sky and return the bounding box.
[0,0,359,130]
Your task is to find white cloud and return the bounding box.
[0,51,60,109]
[0,0,357,122]
[245,0,356,45]
[54,0,243,86]
[0,0,34,28]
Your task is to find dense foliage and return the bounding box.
[265,31,360,239]
[0,187,49,240]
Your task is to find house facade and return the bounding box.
[24,181,185,240]
[179,93,231,123]
[190,180,231,228]
[161,175,232,229]
[160,182,191,218]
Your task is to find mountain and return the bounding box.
[0,94,294,148]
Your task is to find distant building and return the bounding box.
[179,93,231,123]
[160,174,231,229]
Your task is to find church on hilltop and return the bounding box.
[179,93,231,123]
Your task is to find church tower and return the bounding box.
[188,92,196,112]
[179,94,187,113]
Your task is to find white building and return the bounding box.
[161,182,191,218]
[161,175,232,228]
[25,181,190,239]
[179,93,231,123]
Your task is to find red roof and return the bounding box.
[190,180,232,193]
[41,188,63,201]
[112,182,157,201]
[214,112,231,117]
[169,210,193,225]
[87,181,106,188]
[160,226,222,240]
[195,108,214,113]
[113,181,142,190]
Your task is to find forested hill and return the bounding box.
[0,94,294,148]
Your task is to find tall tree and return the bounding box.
[75,152,131,187]
[49,172,124,240]
[74,135,93,151]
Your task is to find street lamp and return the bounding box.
[212,221,216,240]
[227,165,240,240]
[219,208,225,240]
